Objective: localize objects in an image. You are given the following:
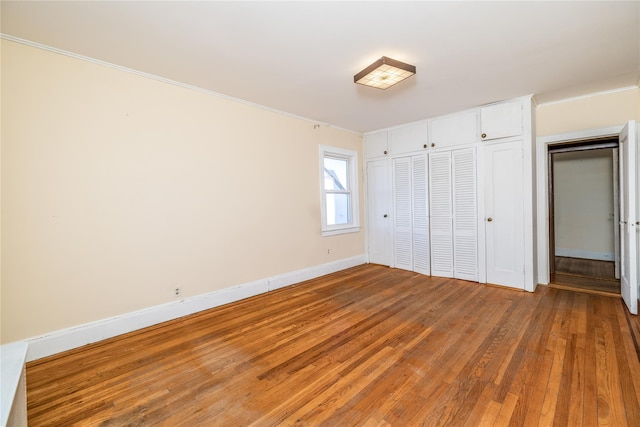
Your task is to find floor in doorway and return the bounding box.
[550,256,620,297]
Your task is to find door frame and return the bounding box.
[547,140,619,281]
[536,125,623,284]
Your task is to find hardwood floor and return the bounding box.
[27,265,640,426]
[552,257,620,296]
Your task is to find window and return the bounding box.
[320,145,360,236]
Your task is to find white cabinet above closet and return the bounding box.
[429,109,478,149]
[364,131,389,158]
[389,122,429,155]
[480,100,524,141]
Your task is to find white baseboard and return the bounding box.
[25,255,366,362]
[0,342,28,427]
[267,255,366,290]
[555,248,614,261]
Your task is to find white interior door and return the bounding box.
[619,121,637,315]
[485,141,525,289]
[613,148,620,279]
[367,160,391,266]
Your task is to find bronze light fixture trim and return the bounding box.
[354,56,416,89]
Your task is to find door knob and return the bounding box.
[383,214,388,218]
[487,217,493,222]
[481,133,487,139]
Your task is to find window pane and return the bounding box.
[324,157,348,190]
[325,193,350,225]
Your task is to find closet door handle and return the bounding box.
[487,217,493,222]
[383,214,388,218]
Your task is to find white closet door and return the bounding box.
[618,121,637,315]
[430,151,454,277]
[485,141,525,289]
[367,160,391,266]
[393,157,413,271]
[412,155,430,275]
[452,148,478,281]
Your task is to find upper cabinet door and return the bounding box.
[364,131,389,159]
[429,109,479,149]
[389,122,428,155]
[480,100,523,141]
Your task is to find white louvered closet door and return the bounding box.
[393,157,413,271]
[452,148,478,281]
[429,152,454,277]
[412,155,430,275]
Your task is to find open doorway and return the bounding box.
[548,138,621,296]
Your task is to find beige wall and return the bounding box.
[536,87,640,136]
[0,40,364,343]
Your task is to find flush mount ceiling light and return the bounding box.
[354,56,416,90]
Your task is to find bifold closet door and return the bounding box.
[429,149,478,280]
[429,152,454,277]
[411,155,430,275]
[393,157,413,271]
[393,155,429,274]
[452,148,478,281]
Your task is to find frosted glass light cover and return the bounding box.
[354,57,416,89]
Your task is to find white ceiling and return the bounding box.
[1,1,639,133]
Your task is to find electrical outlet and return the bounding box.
[174,287,181,297]
[327,249,330,254]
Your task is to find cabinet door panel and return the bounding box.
[429,152,454,277]
[367,160,391,266]
[481,101,523,141]
[452,148,478,281]
[365,131,389,159]
[485,141,524,289]
[390,122,428,155]
[429,110,478,149]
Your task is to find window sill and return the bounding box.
[322,226,361,237]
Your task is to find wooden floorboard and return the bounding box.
[26,265,640,426]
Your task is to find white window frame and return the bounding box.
[320,145,360,236]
